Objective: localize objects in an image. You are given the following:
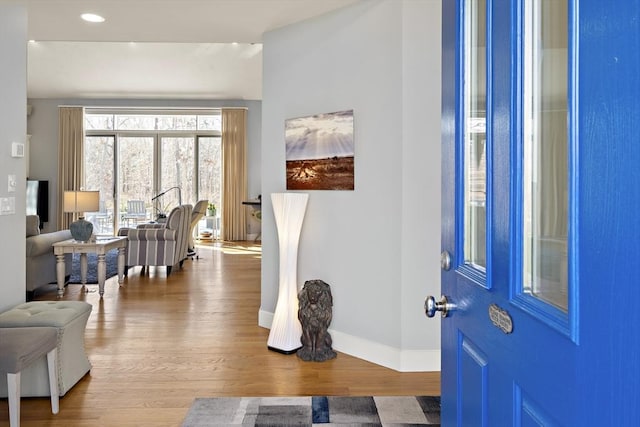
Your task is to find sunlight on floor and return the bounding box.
[196,240,262,256]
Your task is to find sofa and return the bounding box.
[26,215,72,299]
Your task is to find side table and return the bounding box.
[242,199,262,242]
[52,236,127,297]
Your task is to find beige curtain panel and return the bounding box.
[221,108,248,241]
[539,110,568,238]
[57,106,85,230]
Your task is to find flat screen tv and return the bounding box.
[26,179,48,228]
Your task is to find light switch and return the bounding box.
[11,142,24,158]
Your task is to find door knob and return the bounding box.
[424,295,456,318]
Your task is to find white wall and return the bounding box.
[26,98,262,233]
[0,3,28,312]
[260,0,441,371]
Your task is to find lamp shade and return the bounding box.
[63,191,100,214]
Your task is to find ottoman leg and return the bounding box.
[7,372,20,427]
[6,349,59,426]
[47,349,59,414]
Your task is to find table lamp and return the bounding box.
[64,190,100,242]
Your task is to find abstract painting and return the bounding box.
[285,109,354,190]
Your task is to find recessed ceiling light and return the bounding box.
[81,13,105,23]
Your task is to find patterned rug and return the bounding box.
[68,249,119,284]
[182,395,440,426]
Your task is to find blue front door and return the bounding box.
[439,0,640,425]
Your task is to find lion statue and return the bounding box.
[297,280,337,362]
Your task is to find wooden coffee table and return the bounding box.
[52,236,127,297]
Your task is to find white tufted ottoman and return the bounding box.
[0,301,92,397]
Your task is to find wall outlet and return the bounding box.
[8,174,16,192]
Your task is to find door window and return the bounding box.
[463,0,488,273]
[198,136,222,212]
[159,136,195,211]
[521,0,569,312]
[118,136,154,227]
[84,136,115,235]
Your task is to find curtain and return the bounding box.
[57,106,85,230]
[221,108,248,241]
[538,110,568,238]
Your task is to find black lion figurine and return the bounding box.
[297,280,337,362]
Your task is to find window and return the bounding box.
[84,109,222,234]
[463,0,488,272]
[522,0,569,312]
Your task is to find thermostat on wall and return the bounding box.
[11,142,24,158]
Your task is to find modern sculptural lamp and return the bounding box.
[267,192,309,353]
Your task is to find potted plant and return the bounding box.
[207,203,216,217]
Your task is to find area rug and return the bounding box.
[68,249,119,284]
[182,395,440,426]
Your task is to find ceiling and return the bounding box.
[20,0,359,100]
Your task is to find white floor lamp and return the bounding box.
[267,192,309,353]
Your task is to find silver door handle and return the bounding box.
[424,295,456,318]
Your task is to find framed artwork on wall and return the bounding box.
[285,109,354,191]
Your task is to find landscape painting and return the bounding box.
[285,109,354,190]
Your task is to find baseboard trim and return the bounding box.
[258,309,440,372]
[258,309,274,330]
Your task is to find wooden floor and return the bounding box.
[1,241,440,426]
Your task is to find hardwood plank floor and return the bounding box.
[1,241,440,426]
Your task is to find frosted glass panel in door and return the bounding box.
[522,0,569,311]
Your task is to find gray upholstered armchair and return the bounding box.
[117,204,192,276]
